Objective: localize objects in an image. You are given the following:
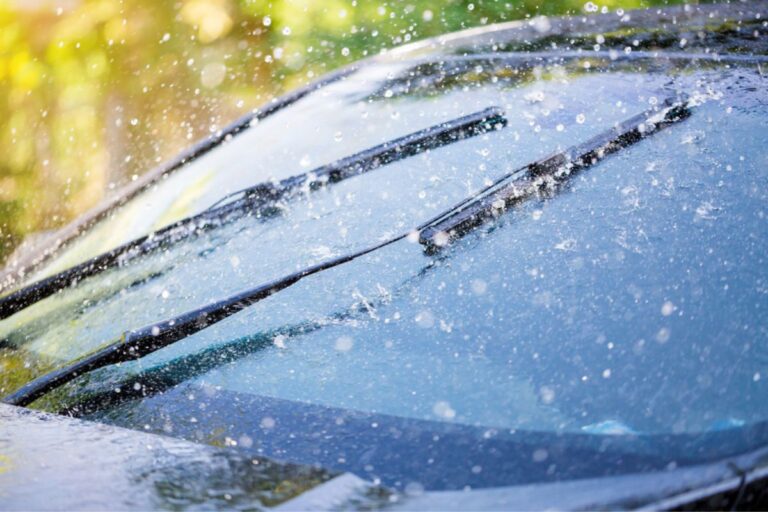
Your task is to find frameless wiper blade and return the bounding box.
[0,107,506,322]
[419,98,691,252]
[1,100,690,408]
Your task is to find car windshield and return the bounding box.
[1,12,767,492]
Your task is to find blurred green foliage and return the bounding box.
[0,0,685,262]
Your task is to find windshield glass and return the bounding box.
[1,18,767,492]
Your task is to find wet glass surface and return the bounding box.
[1,8,767,494]
[0,63,684,363]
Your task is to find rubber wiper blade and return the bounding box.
[419,98,691,252]
[0,107,506,322]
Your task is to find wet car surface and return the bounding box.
[1,2,768,509]
[0,404,358,510]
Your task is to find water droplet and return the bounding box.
[201,62,227,88]
[471,279,487,295]
[433,401,456,419]
[335,336,354,352]
[431,231,450,247]
[415,310,435,328]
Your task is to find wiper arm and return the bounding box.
[0,107,506,322]
[205,106,506,210]
[1,99,690,408]
[419,98,691,251]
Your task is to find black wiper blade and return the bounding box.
[1,226,419,407]
[0,107,506,322]
[205,106,507,210]
[1,99,690,408]
[419,98,691,252]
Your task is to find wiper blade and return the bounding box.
[419,98,691,252]
[0,107,506,322]
[1,99,690,408]
[205,105,506,210]
[1,221,425,407]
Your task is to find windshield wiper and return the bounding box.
[0,107,506,322]
[1,98,691,408]
[1,225,421,407]
[205,105,506,210]
[419,97,691,252]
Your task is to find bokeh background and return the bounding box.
[0,0,688,262]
